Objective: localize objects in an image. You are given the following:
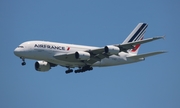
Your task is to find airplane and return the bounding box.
[14,23,166,74]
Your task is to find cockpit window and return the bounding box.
[18,46,24,48]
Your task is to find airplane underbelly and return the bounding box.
[93,56,127,67]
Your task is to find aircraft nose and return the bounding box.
[14,48,18,55]
[14,48,21,56]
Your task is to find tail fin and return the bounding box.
[123,23,148,54]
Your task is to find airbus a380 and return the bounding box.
[14,23,166,74]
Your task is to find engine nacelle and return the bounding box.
[104,45,120,54]
[35,61,51,72]
[75,51,90,60]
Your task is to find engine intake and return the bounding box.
[75,51,90,60]
[104,45,120,54]
[35,61,51,72]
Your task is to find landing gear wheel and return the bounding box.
[65,69,73,74]
[74,66,93,73]
[21,62,26,66]
[74,70,79,73]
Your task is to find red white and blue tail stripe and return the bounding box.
[122,23,148,54]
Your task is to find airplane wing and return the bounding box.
[54,36,164,65]
[127,51,167,59]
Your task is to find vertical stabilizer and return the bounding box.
[123,23,148,54]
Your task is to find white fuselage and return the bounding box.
[14,41,142,68]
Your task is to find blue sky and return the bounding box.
[0,0,180,108]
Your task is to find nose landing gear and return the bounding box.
[20,57,26,66]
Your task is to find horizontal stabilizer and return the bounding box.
[127,51,167,59]
[114,36,165,52]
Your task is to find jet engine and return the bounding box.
[75,51,90,60]
[35,61,51,72]
[104,45,120,54]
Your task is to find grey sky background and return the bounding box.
[0,0,179,108]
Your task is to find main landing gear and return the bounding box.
[65,67,73,74]
[20,57,26,66]
[65,65,93,74]
[74,66,93,73]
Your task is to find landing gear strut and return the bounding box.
[20,57,26,66]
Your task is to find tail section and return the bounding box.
[123,23,148,54]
